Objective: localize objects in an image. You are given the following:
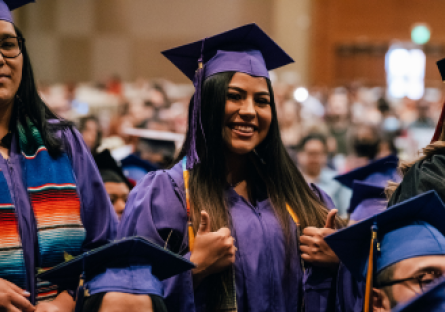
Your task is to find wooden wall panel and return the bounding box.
[311,0,445,87]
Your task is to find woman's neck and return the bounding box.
[0,100,13,139]
[225,151,248,186]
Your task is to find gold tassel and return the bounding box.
[286,203,299,224]
[364,226,377,312]
[188,222,195,252]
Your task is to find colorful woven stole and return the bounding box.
[0,117,85,301]
[0,170,26,290]
[181,157,299,311]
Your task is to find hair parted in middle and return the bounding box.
[177,71,345,241]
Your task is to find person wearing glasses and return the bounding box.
[0,1,117,312]
[325,191,445,312]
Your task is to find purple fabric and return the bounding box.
[0,1,12,23]
[349,198,386,222]
[161,23,294,81]
[0,126,117,303]
[205,50,269,80]
[187,39,206,169]
[102,162,358,312]
[0,0,34,23]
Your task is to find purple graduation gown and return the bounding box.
[111,162,358,312]
[0,127,118,303]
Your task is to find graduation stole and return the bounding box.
[0,117,85,300]
[181,157,299,249]
[181,157,299,311]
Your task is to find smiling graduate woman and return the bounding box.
[0,1,118,312]
[94,24,360,312]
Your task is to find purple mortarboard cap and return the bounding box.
[162,23,293,169]
[0,0,34,23]
[325,190,445,282]
[348,181,386,221]
[334,155,399,189]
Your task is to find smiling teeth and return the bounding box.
[234,125,254,133]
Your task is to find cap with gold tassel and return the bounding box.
[324,191,445,310]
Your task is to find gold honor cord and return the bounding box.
[364,226,378,312]
[182,158,299,251]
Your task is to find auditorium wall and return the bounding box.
[13,0,312,84]
[311,0,445,87]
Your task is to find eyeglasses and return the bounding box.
[376,270,444,294]
[0,36,24,59]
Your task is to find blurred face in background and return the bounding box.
[416,100,430,120]
[104,181,129,220]
[297,139,328,178]
[81,119,99,150]
[326,93,349,120]
[353,124,380,160]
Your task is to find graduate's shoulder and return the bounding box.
[407,150,445,179]
[133,161,184,193]
[309,182,336,210]
[127,161,186,209]
[389,150,445,206]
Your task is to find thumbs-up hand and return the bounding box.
[299,209,340,268]
[190,211,236,288]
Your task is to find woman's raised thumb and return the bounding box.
[197,210,211,234]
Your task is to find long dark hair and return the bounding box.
[177,71,343,239]
[14,26,69,157]
[177,72,345,311]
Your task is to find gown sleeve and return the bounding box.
[89,168,196,312]
[304,183,361,312]
[61,127,118,249]
[388,153,445,206]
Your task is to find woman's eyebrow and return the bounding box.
[412,266,442,276]
[228,86,270,96]
[228,86,246,93]
[255,91,270,96]
[0,33,16,39]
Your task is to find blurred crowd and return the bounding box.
[39,75,444,218]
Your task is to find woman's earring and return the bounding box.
[253,149,266,165]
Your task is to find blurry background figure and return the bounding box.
[94,150,133,220]
[78,115,102,155]
[279,99,302,146]
[325,89,351,157]
[106,74,123,97]
[137,137,176,167]
[100,169,130,220]
[408,99,435,129]
[345,123,381,170]
[296,133,351,217]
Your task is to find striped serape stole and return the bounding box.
[0,169,27,290]
[18,118,86,301]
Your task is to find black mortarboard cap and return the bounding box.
[37,236,195,291]
[437,58,445,81]
[334,155,399,189]
[94,149,133,189]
